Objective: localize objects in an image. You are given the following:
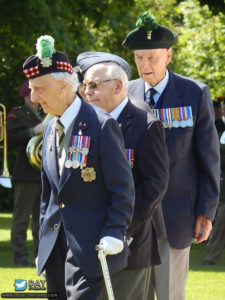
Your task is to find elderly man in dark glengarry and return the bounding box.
[22,35,135,300]
[122,10,220,300]
[77,51,169,300]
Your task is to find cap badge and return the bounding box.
[136,11,158,40]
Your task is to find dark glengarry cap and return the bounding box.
[23,35,73,79]
[122,11,178,50]
[76,52,132,80]
[19,80,31,98]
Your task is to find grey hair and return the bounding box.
[50,71,79,93]
[101,62,129,90]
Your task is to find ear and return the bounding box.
[115,79,123,95]
[166,48,172,65]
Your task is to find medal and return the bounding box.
[80,162,86,169]
[125,148,134,168]
[81,147,89,155]
[81,167,96,182]
[72,161,80,169]
[65,160,72,168]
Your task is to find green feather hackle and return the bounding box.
[36,35,56,59]
[136,11,158,32]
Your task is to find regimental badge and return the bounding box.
[125,148,134,168]
[153,106,193,129]
[81,167,96,182]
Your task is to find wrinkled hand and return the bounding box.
[99,236,124,256]
[33,123,45,135]
[194,215,212,244]
[35,257,46,279]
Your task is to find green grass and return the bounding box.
[0,213,225,299]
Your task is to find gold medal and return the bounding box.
[81,167,96,182]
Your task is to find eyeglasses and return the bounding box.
[80,79,118,90]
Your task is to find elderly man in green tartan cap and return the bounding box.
[123,11,220,300]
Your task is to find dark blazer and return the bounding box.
[117,98,169,268]
[128,69,220,249]
[7,104,42,182]
[37,99,135,278]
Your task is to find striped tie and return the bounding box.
[146,88,157,109]
[55,119,64,150]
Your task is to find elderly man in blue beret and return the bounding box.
[77,51,169,300]
[122,10,220,300]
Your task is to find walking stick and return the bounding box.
[96,245,115,300]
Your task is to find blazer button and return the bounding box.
[60,203,65,208]
[54,224,59,230]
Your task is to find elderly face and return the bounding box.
[134,48,172,86]
[29,74,69,117]
[83,64,121,113]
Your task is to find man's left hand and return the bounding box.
[194,215,212,243]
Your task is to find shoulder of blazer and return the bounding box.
[80,98,115,130]
[168,69,208,94]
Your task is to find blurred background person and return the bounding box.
[7,80,45,266]
[202,96,225,266]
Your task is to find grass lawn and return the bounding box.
[0,213,225,299]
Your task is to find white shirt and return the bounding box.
[109,97,128,120]
[145,68,169,104]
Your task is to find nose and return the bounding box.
[31,90,39,103]
[141,57,149,69]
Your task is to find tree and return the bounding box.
[176,0,225,98]
[199,0,225,14]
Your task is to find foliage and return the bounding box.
[176,0,225,98]
[0,0,225,210]
[199,0,225,14]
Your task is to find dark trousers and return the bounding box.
[11,181,41,262]
[45,226,104,300]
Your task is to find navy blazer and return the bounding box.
[118,98,169,268]
[128,69,220,249]
[37,99,135,278]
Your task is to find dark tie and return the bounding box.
[146,88,157,109]
[55,119,64,149]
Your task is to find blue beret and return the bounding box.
[76,52,132,80]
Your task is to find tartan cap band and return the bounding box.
[23,51,73,80]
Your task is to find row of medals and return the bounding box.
[162,118,194,129]
[65,146,89,169]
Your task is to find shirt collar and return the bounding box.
[145,68,169,95]
[109,97,128,120]
[55,96,82,133]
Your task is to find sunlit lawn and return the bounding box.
[0,213,225,299]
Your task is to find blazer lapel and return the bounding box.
[46,119,60,188]
[161,70,183,140]
[58,101,90,193]
[117,100,135,134]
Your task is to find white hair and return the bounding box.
[101,62,129,89]
[50,71,79,93]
